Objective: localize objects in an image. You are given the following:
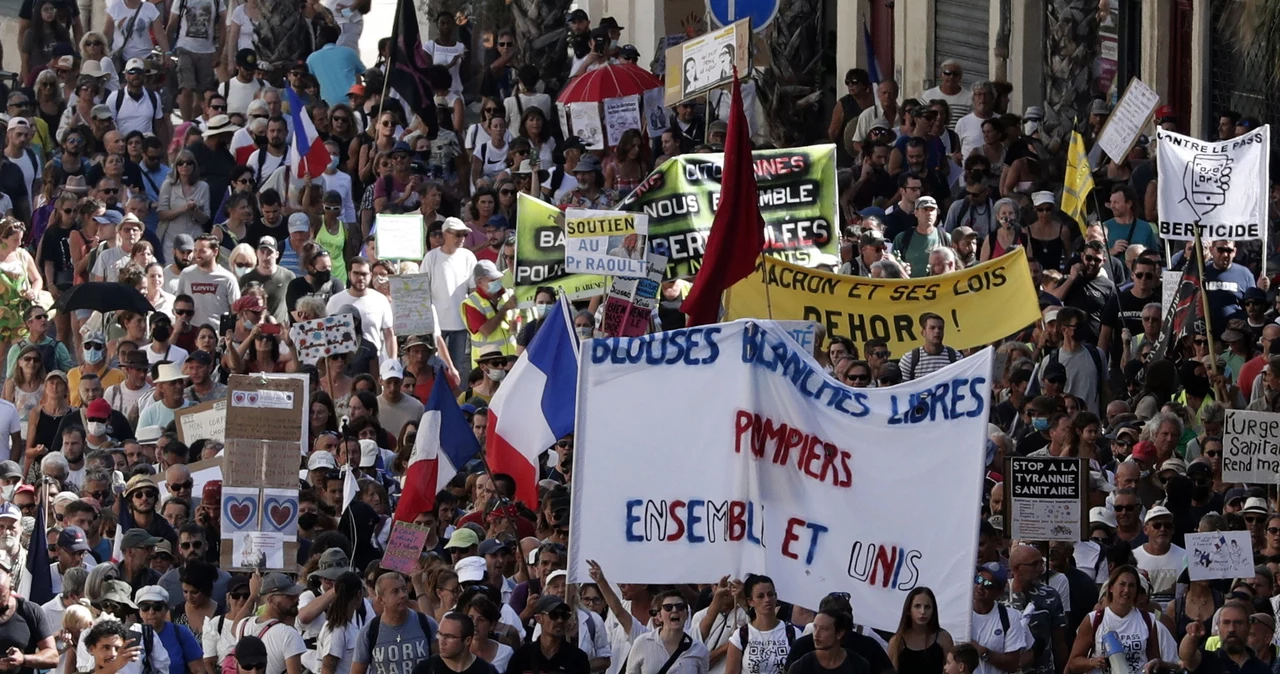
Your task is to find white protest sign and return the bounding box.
[556,102,572,140]
[643,88,669,139]
[175,399,226,445]
[1097,78,1160,164]
[1223,409,1280,483]
[1005,456,1086,542]
[1155,126,1270,241]
[375,214,425,261]
[288,314,359,365]
[389,274,436,336]
[773,320,818,353]
[604,96,642,148]
[563,209,650,277]
[1161,270,1181,316]
[569,102,605,151]
[1186,530,1255,581]
[569,320,990,637]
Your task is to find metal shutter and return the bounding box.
[934,0,990,87]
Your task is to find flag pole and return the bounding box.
[380,0,402,107]
[760,254,774,319]
[1193,223,1218,378]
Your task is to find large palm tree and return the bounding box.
[255,0,313,80]
[1040,0,1103,158]
[510,0,574,93]
[754,0,825,147]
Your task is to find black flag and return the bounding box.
[387,0,439,139]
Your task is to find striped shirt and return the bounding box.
[898,345,962,381]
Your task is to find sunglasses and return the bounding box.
[1194,339,1208,346]
[176,161,193,167]
[500,189,515,196]
[99,188,119,195]
[660,602,688,612]
[847,372,870,382]
[1205,450,1221,457]
[229,592,250,601]
[180,540,203,549]
[60,208,76,215]
[332,116,350,123]
[84,341,105,349]
[1113,504,1138,512]
[139,602,166,612]
[973,576,996,588]
[1246,515,1268,524]
[498,41,513,47]
[133,489,159,499]
[943,70,959,76]
[171,481,193,491]
[88,490,109,500]
[1217,247,1235,254]
[324,205,341,212]
[1148,520,1172,530]
[878,378,899,385]
[1269,528,1280,536]
[546,608,572,620]
[1035,206,1053,213]
[174,309,194,317]
[84,40,103,46]
[1133,272,1153,280]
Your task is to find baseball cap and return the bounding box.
[306,451,338,471]
[173,234,196,252]
[0,504,20,522]
[1089,99,1110,116]
[478,538,510,556]
[567,8,589,23]
[86,398,111,419]
[1032,191,1056,207]
[235,48,258,69]
[915,196,938,210]
[1144,505,1174,523]
[455,556,486,583]
[475,260,503,281]
[444,528,480,550]
[1130,441,1157,464]
[358,439,379,468]
[89,104,114,121]
[124,58,146,73]
[379,360,404,380]
[1042,361,1067,384]
[1089,506,1117,530]
[0,461,21,480]
[953,225,978,240]
[1159,458,1188,476]
[977,561,1007,587]
[1187,461,1213,478]
[534,594,569,614]
[260,572,304,596]
[120,528,162,549]
[1226,488,1250,507]
[288,212,311,234]
[258,236,278,252]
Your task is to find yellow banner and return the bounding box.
[1062,130,1095,236]
[723,248,1042,353]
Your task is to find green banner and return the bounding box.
[617,144,841,280]
[513,194,607,307]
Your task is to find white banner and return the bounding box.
[1155,126,1270,241]
[1223,409,1280,483]
[563,209,650,277]
[1185,531,1255,581]
[569,320,990,637]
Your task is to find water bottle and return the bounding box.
[1101,631,1136,674]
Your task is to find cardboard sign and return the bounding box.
[1222,409,1280,483]
[563,209,650,278]
[390,274,436,336]
[513,194,607,308]
[224,374,308,448]
[569,102,604,151]
[1003,456,1087,542]
[604,96,642,148]
[1186,530,1255,581]
[225,439,301,489]
[382,521,432,573]
[289,314,359,365]
[663,18,752,105]
[175,399,226,445]
[1097,77,1160,164]
[602,254,666,337]
[570,321,991,637]
[375,214,425,261]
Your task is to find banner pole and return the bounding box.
[1164,239,1172,269]
[760,254,774,319]
[1193,224,1218,379]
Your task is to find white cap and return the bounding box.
[358,439,379,468]
[134,585,169,604]
[442,217,472,234]
[545,569,568,585]
[1032,191,1056,207]
[124,58,147,72]
[307,451,337,471]
[1143,505,1174,523]
[379,360,404,380]
[1243,497,1270,515]
[136,425,164,444]
[455,555,486,583]
[1089,506,1117,529]
[53,491,79,506]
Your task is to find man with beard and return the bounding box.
[506,595,587,674]
[1054,239,1120,349]
[1204,239,1266,336]
[163,236,196,293]
[104,59,170,144]
[248,116,290,190]
[113,528,163,592]
[158,524,230,609]
[186,116,238,217]
[1106,254,1160,345]
[1179,601,1270,673]
[247,189,289,248]
[234,573,307,674]
[327,258,396,360]
[179,234,241,328]
[0,545,58,674]
[122,474,178,547]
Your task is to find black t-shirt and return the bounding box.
[788,651,870,674]
[186,141,236,216]
[517,317,546,348]
[245,219,290,250]
[880,207,917,245]
[285,276,345,316]
[1189,649,1272,674]
[413,655,498,674]
[1105,287,1159,338]
[506,640,591,674]
[38,224,75,286]
[785,633,892,674]
[850,166,897,210]
[1063,273,1119,345]
[0,597,53,674]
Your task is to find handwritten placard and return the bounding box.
[289,314,358,366]
[1097,77,1160,164]
[175,399,226,444]
[382,521,432,573]
[390,275,436,336]
[375,214,425,261]
[224,374,308,447]
[569,102,604,151]
[1186,530,1255,581]
[604,95,641,147]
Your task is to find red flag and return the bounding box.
[680,72,765,326]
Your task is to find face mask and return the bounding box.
[87,421,107,436]
[151,324,172,342]
[328,155,340,170]
[234,265,253,278]
[242,319,256,330]
[533,304,550,319]
[486,368,506,382]
[312,269,332,285]
[374,274,389,285]
[83,347,104,364]
[1022,120,1040,136]
[298,512,319,530]
[0,485,14,502]
[576,326,593,340]
[487,280,504,295]
[1031,417,1049,432]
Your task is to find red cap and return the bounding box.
[86,398,111,419]
[1155,105,1176,120]
[1131,440,1157,464]
[14,485,33,495]
[203,480,222,503]
[232,295,264,313]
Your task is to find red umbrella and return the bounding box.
[557,62,663,104]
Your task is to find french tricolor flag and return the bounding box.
[486,294,579,509]
[394,364,478,522]
[286,86,332,180]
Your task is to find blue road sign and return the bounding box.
[707,0,778,31]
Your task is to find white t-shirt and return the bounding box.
[223,76,265,117]
[1132,544,1187,605]
[464,124,511,152]
[1086,606,1172,674]
[177,264,241,328]
[420,248,477,332]
[172,0,224,53]
[955,112,992,164]
[234,617,307,674]
[326,290,394,359]
[7,148,39,206]
[970,605,1032,674]
[105,380,154,424]
[306,600,374,674]
[473,139,509,180]
[920,85,972,128]
[0,399,20,463]
[503,93,553,126]
[727,622,795,674]
[248,148,289,181]
[424,40,465,94]
[690,607,748,674]
[146,343,189,369]
[228,4,256,51]
[108,0,162,60]
[104,88,164,136]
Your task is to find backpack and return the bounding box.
[903,345,960,381]
[896,226,951,261]
[113,87,161,123]
[15,338,56,372]
[737,622,798,654]
[222,619,278,674]
[1044,345,1109,407]
[1089,608,1160,663]
[362,611,436,664]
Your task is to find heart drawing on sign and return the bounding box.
[224,497,256,529]
[264,498,296,531]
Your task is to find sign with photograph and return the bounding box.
[663,18,752,106]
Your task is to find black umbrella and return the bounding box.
[55,282,154,314]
